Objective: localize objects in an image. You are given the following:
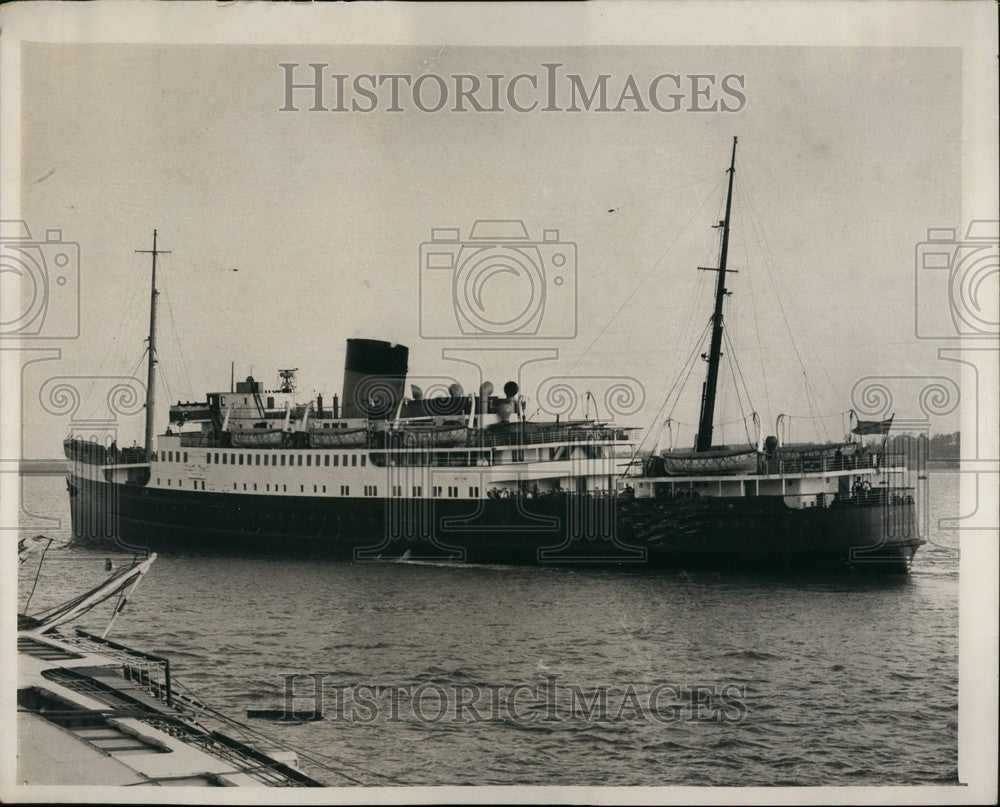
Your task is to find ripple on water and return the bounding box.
[18,472,961,786]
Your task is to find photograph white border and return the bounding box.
[1,2,996,803]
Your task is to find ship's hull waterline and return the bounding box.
[67,473,921,573]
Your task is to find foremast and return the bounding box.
[136,230,169,454]
[695,136,738,452]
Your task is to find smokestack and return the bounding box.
[340,339,409,419]
[477,381,494,427]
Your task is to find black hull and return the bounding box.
[67,474,922,573]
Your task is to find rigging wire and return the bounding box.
[623,318,711,472]
[652,169,741,447]
[661,174,728,381]
[657,261,709,406]
[112,251,148,380]
[723,326,755,417]
[159,252,196,401]
[125,351,146,385]
[27,558,143,623]
[102,253,137,380]
[738,166,847,439]
[159,361,173,415]
[777,408,852,420]
[722,328,754,445]
[95,259,143,382]
[737,200,772,427]
[655,321,710,441]
[723,325,756,445]
[80,253,146,425]
[660,412,757,430]
[805,373,831,441]
[567,172,727,377]
[737,175,832,443]
[21,537,53,613]
[80,243,191,440]
[666,320,713,424]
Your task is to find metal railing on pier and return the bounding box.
[71,629,173,706]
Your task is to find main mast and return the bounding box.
[695,137,738,452]
[136,231,169,454]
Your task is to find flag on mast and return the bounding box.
[852,414,894,435]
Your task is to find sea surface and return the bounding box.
[17,472,959,786]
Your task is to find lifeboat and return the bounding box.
[307,427,368,448]
[398,423,469,447]
[229,427,290,448]
[659,446,760,475]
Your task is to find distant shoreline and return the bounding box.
[18,459,68,475]
[926,459,960,470]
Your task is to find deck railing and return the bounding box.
[482,427,633,448]
[772,450,906,476]
[64,439,149,465]
[177,426,634,451]
[72,629,173,706]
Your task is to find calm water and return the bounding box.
[18,473,959,786]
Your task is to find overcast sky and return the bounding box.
[18,42,966,455]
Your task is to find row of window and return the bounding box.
[206,452,365,468]
[364,484,477,499]
[155,478,482,498]
[156,447,596,469]
[233,482,332,494]
[155,449,533,471]
[430,485,479,498]
[157,478,205,490]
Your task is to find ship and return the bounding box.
[63,139,924,572]
[16,537,330,786]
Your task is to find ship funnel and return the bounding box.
[477,381,494,423]
[236,375,262,393]
[341,338,409,420]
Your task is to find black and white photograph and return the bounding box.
[1,1,997,802]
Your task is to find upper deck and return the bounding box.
[627,450,912,508]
